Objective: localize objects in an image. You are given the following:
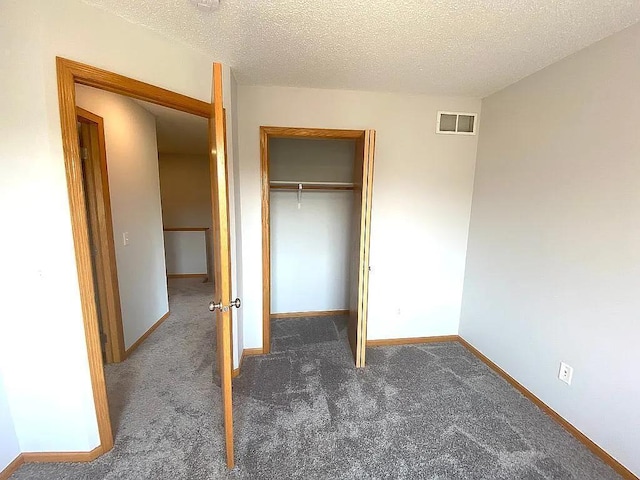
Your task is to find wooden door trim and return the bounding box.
[260,127,271,353]
[56,56,214,458]
[261,126,365,140]
[65,59,210,117]
[260,126,370,355]
[357,130,376,366]
[76,107,126,364]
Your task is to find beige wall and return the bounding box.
[76,85,169,351]
[460,22,640,476]
[159,154,212,276]
[159,154,212,228]
[237,85,481,348]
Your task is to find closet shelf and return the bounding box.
[270,181,355,191]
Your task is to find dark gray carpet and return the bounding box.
[11,279,622,479]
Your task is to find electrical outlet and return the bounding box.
[122,232,130,246]
[558,362,573,385]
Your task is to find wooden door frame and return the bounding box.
[56,57,211,458]
[259,126,367,355]
[76,107,126,364]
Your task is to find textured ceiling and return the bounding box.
[83,0,640,97]
[135,100,208,155]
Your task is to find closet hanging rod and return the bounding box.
[269,181,355,191]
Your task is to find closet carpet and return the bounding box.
[11,279,622,479]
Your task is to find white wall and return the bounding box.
[158,154,212,276]
[237,86,481,347]
[269,138,355,182]
[76,85,169,350]
[460,22,640,476]
[271,191,353,313]
[0,369,20,471]
[270,138,355,314]
[163,232,208,275]
[0,0,240,455]
[221,67,242,368]
[229,73,244,365]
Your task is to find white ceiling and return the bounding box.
[135,99,209,155]
[84,0,640,97]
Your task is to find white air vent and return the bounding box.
[436,111,478,135]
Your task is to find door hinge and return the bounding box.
[81,147,89,160]
[100,332,108,345]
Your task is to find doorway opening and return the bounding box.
[56,58,235,467]
[75,83,213,366]
[260,127,376,367]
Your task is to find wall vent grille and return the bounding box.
[436,111,478,135]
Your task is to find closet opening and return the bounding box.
[260,127,376,368]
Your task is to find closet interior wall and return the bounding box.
[269,138,356,316]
